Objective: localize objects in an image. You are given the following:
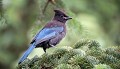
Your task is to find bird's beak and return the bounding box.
[68,17,72,20]
[64,17,72,20]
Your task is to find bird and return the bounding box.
[18,9,72,64]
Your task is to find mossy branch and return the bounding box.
[17,39,120,69]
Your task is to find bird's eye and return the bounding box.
[60,15,64,18]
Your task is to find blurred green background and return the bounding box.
[0,0,120,69]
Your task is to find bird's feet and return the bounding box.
[50,44,55,47]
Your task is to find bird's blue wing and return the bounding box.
[34,27,64,45]
[18,27,64,64]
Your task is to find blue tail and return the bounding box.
[18,43,35,64]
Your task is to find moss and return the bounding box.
[17,39,120,69]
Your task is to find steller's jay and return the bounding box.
[18,9,72,64]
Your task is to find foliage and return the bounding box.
[17,39,120,69]
[0,0,120,69]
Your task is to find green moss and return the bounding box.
[17,39,120,69]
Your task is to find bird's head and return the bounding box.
[53,9,72,23]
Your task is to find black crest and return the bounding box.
[54,10,72,23]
